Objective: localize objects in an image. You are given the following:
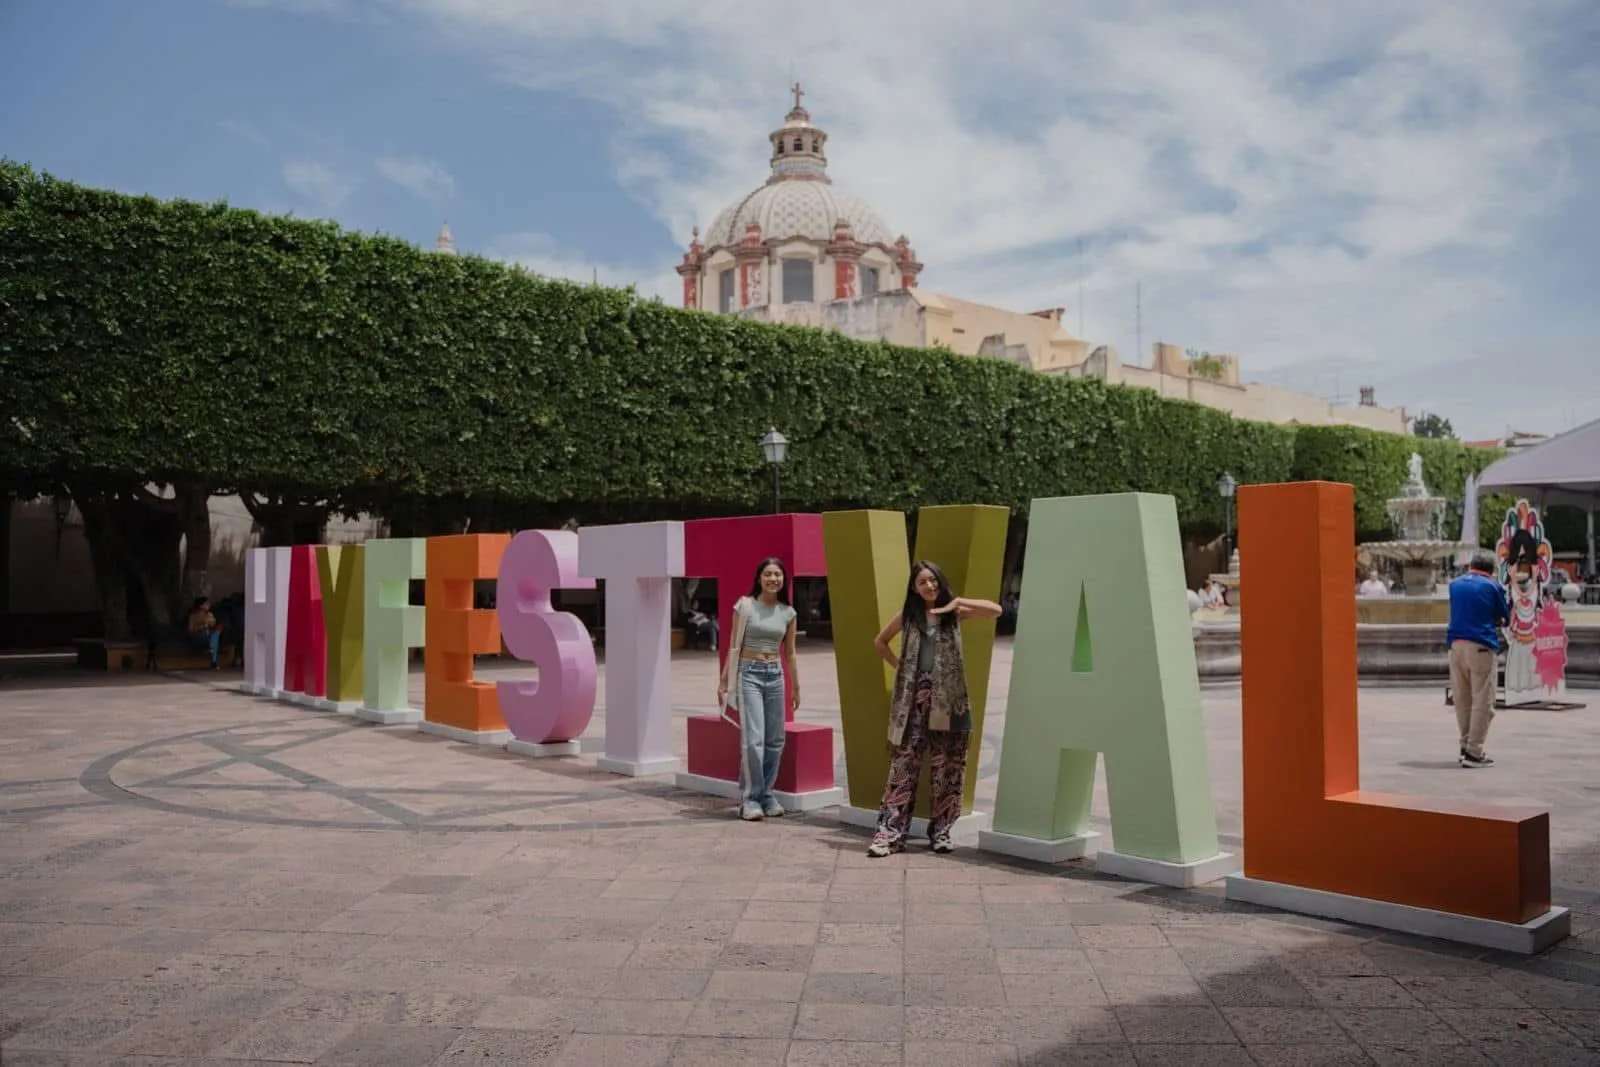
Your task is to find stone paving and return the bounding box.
[1,641,1598,1066]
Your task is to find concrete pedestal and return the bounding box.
[978,828,1098,863]
[596,755,681,778]
[1095,849,1238,888]
[417,721,512,746]
[301,696,361,715]
[685,716,838,794]
[506,739,583,758]
[1225,875,1571,955]
[674,772,843,812]
[354,705,423,726]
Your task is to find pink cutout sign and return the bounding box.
[1533,600,1569,694]
[496,530,598,745]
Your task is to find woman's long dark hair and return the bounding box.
[901,559,955,631]
[747,556,790,604]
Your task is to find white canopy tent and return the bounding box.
[1475,417,1600,578]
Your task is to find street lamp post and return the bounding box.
[759,428,789,514]
[1217,472,1237,562]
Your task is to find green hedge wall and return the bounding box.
[0,160,1495,535]
[1290,426,1503,544]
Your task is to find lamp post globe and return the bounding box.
[1217,472,1237,562]
[759,428,789,513]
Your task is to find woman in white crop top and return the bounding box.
[717,557,800,821]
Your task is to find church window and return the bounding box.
[861,266,880,295]
[782,259,814,304]
[718,268,735,313]
[793,138,804,152]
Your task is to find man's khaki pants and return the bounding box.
[1449,639,1497,759]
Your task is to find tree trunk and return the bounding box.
[74,487,191,639]
[243,494,331,546]
[177,481,212,601]
[0,490,11,616]
[1001,513,1029,596]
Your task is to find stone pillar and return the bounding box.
[894,234,923,289]
[735,223,766,309]
[828,219,860,300]
[676,228,704,310]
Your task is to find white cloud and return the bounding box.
[281,160,357,211]
[484,231,675,302]
[276,0,1599,437]
[375,156,456,203]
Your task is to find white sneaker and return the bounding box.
[762,798,785,818]
[740,802,764,821]
[866,837,902,858]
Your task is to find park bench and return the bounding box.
[142,626,238,671]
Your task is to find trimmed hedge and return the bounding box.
[0,160,1494,535]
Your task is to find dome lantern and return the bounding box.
[768,82,829,183]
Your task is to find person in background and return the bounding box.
[1447,551,1510,768]
[185,596,222,669]
[685,600,718,651]
[1358,571,1388,596]
[866,561,1002,857]
[716,558,800,821]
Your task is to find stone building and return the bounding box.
[675,88,1408,435]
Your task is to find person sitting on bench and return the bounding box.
[685,601,718,651]
[186,596,222,669]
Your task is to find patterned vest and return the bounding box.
[887,615,973,745]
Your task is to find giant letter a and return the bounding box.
[984,493,1231,885]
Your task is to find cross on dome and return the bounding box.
[770,87,827,182]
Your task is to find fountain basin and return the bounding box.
[1356,597,1451,625]
[1194,618,1600,685]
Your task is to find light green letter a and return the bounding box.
[993,493,1220,863]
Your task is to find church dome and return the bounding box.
[705,181,896,250]
[701,87,899,251]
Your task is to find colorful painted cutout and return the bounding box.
[496,530,597,745]
[1240,480,1552,924]
[1497,499,1566,699]
[992,494,1220,863]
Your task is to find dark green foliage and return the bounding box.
[0,160,1496,533]
[1412,412,1455,439]
[1290,425,1503,544]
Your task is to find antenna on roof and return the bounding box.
[1135,279,1142,368]
[1077,238,1084,337]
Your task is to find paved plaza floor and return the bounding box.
[2,641,1598,1065]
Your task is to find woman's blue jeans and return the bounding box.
[737,659,787,806]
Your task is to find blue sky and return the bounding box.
[4,0,1598,440]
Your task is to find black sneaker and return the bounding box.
[1459,752,1494,768]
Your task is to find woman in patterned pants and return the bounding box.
[867,561,1002,857]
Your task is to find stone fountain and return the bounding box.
[1362,453,1472,597]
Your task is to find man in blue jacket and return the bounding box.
[1447,551,1510,768]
